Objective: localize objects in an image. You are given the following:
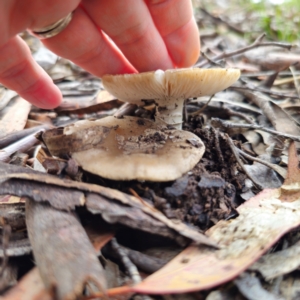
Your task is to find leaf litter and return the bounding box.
[2,2,300,299]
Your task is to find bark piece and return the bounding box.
[0,179,85,210]
[86,193,186,245]
[26,199,106,300]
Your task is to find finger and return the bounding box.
[82,0,174,71]
[3,0,80,42]
[146,0,200,67]
[42,8,137,77]
[0,36,62,109]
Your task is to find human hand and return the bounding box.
[0,0,200,109]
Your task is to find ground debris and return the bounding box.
[26,199,106,300]
[3,2,300,298]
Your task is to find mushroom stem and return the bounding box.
[154,98,184,130]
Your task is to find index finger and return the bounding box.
[146,0,200,67]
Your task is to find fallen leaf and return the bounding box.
[244,163,283,188]
[26,199,106,300]
[269,101,300,136]
[250,239,300,280]
[127,143,300,294]
[0,97,31,138]
[245,49,300,72]
[0,162,215,247]
[234,273,283,300]
[3,268,51,300]
[2,227,114,300]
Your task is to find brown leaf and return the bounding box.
[0,179,85,210]
[0,162,216,247]
[234,273,283,300]
[86,193,187,244]
[3,268,51,300]
[269,101,300,136]
[250,239,300,280]
[55,89,122,114]
[0,97,31,139]
[26,199,107,300]
[245,49,300,71]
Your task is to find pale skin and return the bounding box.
[0,0,200,109]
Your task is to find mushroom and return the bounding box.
[102,68,240,129]
[43,68,240,182]
[43,116,205,181]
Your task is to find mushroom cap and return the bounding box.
[43,116,205,182]
[102,68,240,104]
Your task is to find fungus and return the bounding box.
[43,68,240,182]
[43,116,205,181]
[102,68,240,129]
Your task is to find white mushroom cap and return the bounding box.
[102,68,240,104]
[43,116,205,182]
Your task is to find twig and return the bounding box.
[103,243,166,274]
[0,131,44,162]
[190,94,215,116]
[232,84,299,100]
[82,286,133,300]
[129,188,158,213]
[211,118,300,142]
[236,147,287,178]
[241,70,300,78]
[226,135,263,190]
[211,127,225,166]
[196,33,292,68]
[0,225,11,278]
[200,8,245,35]
[261,71,279,89]
[201,51,224,68]
[110,238,141,284]
[0,125,51,148]
[114,102,137,118]
[223,107,255,124]
[237,89,278,128]
[289,65,300,99]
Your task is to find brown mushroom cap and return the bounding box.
[102,68,241,104]
[43,116,205,181]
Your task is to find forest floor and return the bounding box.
[1,2,300,300]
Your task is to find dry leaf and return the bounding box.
[244,163,282,188]
[0,162,215,247]
[0,97,31,138]
[125,143,300,294]
[234,273,283,300]
[26,199,106,300]
[3,268,51,300]
[245,49,300,72]
[269,101,300,136]
[250,239,300,280]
